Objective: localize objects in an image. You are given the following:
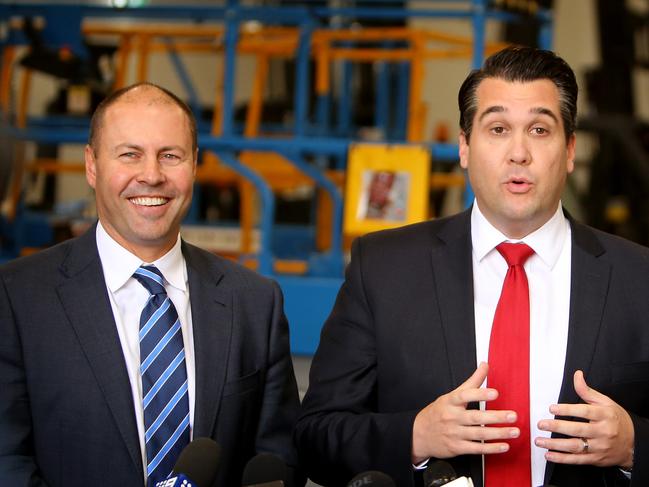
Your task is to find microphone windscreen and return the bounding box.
[423,460,458,487]
[241,452,287,486]
[346,471,396,487]
[172,437,222,487]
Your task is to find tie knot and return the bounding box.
[133,265,166,296]
[496,242,534,267]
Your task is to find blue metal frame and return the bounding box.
[0,1,554,353]
[212,150,275,275]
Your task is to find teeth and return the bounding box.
[130,196,167,206]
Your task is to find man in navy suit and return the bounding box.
[0,82,302,486]
[295,47,649,486]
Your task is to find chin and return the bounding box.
[130,226,175,246]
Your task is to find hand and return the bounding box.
[535,370,634,469]
[411,362,520,464]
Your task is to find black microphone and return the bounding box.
[423,460,473,487]
[241,452,287,487]
[346,471,396,487]
[424,460,457,487]
[155,437,222,487]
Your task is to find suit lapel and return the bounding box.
[430,210,477,389]
[182,243,233,438]
[545,219,610,484]
[56,227,143,475]
[558,220,610,404]
[429,210,482,483]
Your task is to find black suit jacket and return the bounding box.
[295,209,649,487]
[0,226,303,486]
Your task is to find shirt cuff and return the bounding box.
[413,458,430,470]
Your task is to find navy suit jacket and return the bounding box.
[295,209,649,487]
[0,226,302,486]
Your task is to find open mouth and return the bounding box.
[129,196,169,206]
[504,177,532,193]
[509,176,530,185]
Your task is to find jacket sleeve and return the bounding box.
[629,412,649,487]
[294,237,419,487]
[0,273,49,486]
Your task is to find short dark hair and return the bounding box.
[88,82,197,152]
[458,46,578,142]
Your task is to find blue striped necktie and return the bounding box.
[133,265,190,487]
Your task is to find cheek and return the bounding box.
[95,176,138,209]
[104,173,133,197]
[172,168,196,196]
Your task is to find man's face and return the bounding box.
[85,92,197,261]
[459,77,576,238]
[369,171,395,207]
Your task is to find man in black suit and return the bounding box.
[0,83,302,486]
[295,47,649,486]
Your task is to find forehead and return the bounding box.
[99,95,191,145]
[104,93,185,123]
[474,77,562,118]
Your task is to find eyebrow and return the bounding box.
[478,105,559,124]
[114,143,186,153]
[114,143,143,152]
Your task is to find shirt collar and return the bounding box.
[471,201,569,269]
[96,221,187,293]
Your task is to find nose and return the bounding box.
[508,132,531,165]
[137,155,165,185]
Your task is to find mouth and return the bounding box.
[129,196,169,207]
[505,177,532,193]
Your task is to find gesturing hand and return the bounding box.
[535,370,634,469]
[411,362,519,464]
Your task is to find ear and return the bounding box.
[85,145,97,189]
[566,134,576,174]
[458,131,470,170]
[192,148,198,176]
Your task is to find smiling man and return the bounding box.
[296,47,649,487]
[0,83,303,487]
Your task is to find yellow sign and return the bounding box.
[344,143,430,236]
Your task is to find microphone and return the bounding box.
[346,471,396,487]
[423,461,473,487]
[241,452,287,487]
[154,437,222,487]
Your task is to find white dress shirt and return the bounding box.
[471,201,571,487]
[95,222,196,480]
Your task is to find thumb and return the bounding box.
[461,361,489,390]
[574,370,609,405]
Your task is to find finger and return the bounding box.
[464,408,517,427]
[460,362,489,390]
[544,450,591,466]
[548,402,592,421]
[535,436,590,455]
[462,424,520,442]
[573,370,611,406]
[538,418,590,438]
[457,439,511,456]
[453,386,498,406]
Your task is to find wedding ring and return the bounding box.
[581,437,589,453]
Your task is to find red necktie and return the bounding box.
[485,242,535,487]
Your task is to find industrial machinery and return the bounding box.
[0,0,553,353]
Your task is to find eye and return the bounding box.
[531,126,548,135]
[160,153,182,165]
[489,126,506,135]
[119,151,138,159]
